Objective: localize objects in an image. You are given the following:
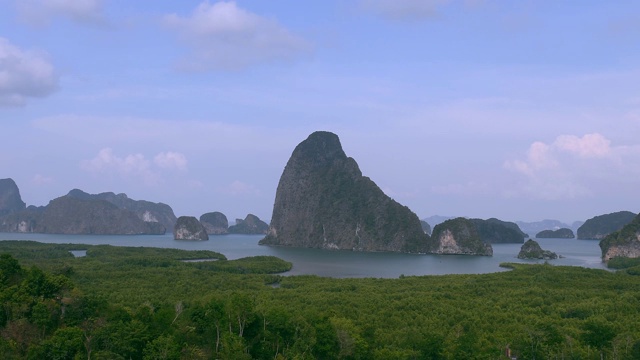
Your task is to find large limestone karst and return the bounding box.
[66,189,176,231]
[577,211,636,240]
[174,216,209,240]
[0,178,26,217]
[0,188,170,235]
[30,196,165,235]
[200,212,229,234]
[425,217,493,256]
[260,131,427,253]
[600,213,640,262]
[229,214,269,234]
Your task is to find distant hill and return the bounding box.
[516,219,573,237]
[422,215,455,228]
[469,218,526,243]
[536,228,575,239]
[577,211,637,240]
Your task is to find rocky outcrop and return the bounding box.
[577,211,636,240]
[260,131,427,253]
[536,228,575,239]
[0,178,26,217]
[229,214,268,234]
[200,212,229,234]
[426,218,493,256]
[174,216,209,240]
[517,239,558,259]
[600,214,640,262]
[22,196,165,235]
[470,218,526,243]
[66,189,176,231]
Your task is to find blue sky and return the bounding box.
[1,0,639,224]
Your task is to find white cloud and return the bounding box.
[554,133,611,158]
[504,133,640,200]
[0,37,58,106]
[154,152,188,171]
[81,148,191,185]
[17,0,105,26]
[360,0,451,21]
[163,1,311,71]
[82,148,154,180]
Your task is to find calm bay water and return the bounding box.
[0,233,607,278]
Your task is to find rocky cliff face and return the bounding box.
[0,178,26,217]
[470,218,526,243]
[200,212,229,234]
[66,189,176,231]
[174,216,209,240]
[536,228,575,239]
[425,218,493,256]
[577,211,636,240]
[260,131,427,253]
[517,239,558,259]
[600,214,640,261]
[229,214,268,234]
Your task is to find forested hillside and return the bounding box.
[0,241,639,359]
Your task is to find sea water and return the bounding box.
[0,233,608,278]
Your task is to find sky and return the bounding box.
[1,0,639,224]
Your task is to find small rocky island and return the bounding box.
[200,211,229,234]
[260,131,427,253]
[600,213,640,262]
[426,218,493,256]
[536,228,575,239]
[174,216,209,240]
[229,214,269,234]
[517,239,558,260]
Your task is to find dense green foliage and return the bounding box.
[1,241,640,359]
